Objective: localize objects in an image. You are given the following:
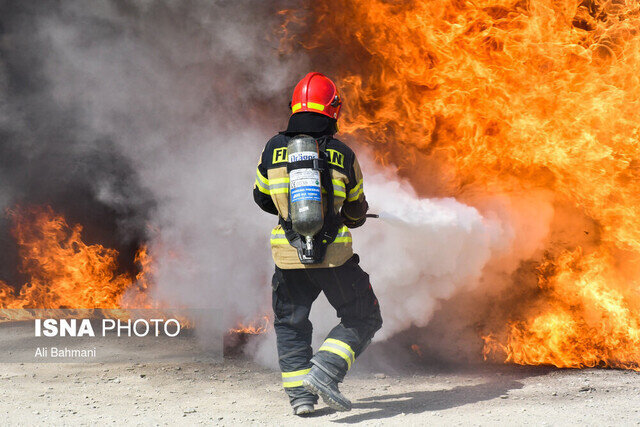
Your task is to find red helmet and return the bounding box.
[290,72,342,120]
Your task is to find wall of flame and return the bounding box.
[282,0,640,369]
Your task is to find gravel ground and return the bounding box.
[1,355,639,425]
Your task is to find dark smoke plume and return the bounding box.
[0,1,297,310]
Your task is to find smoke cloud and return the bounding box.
[2,1,556,367]
[0,1,300,326]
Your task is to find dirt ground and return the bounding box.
[1,354,640,426]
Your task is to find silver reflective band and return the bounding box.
[282,368,311,387]
[318,338,355,369]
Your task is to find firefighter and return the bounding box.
[253,72,383,415]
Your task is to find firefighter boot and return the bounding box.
[302,364,352,411]
[293,402,314,416]
[291,396,316,416]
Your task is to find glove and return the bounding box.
[340,210,366,229]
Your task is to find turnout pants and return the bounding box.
[272,254,383,406]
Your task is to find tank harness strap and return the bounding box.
[287,158,325,173]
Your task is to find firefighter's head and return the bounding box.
[290,72,342,121]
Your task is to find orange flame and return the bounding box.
[411,344,423,358]
[229,315,270,335]
[0,207,261,334]
[0,206,153,311]
[284,1,640,369]
[484,248,640,370]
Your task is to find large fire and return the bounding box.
[0,206,153,311]
[0,206,268,337]
[283,1,640,369]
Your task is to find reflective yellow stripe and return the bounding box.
[272,236,350,245]
[347,186,363,201]
[347,179,363,201]
[255,168,270,195]
[256,168,269,185]
[332,179,346,198]
[270,177,290,185]
[271,229,288,245]
[319,338,356,369]
[282,368,311,378]
[291,102,302,113]
[325,338,356,359]
[271,226,351,245]
[255,178,270,195]
[281,368,311,388]
[270,187,289,194]
[307,102,325,111]
[334,236,352,243]
[349,186,363,200]
[318,346,351,369]
[334,226,352,243]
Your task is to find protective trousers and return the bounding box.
[272,254,383,407]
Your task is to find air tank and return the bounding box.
[288,134,324,241]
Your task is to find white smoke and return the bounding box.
[361,158,555,338]
[3,1,556,367]
[356,166,503,340]
[249,156,554,368]
[28,1,301,328]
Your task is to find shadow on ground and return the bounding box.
[333,366,552,423]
